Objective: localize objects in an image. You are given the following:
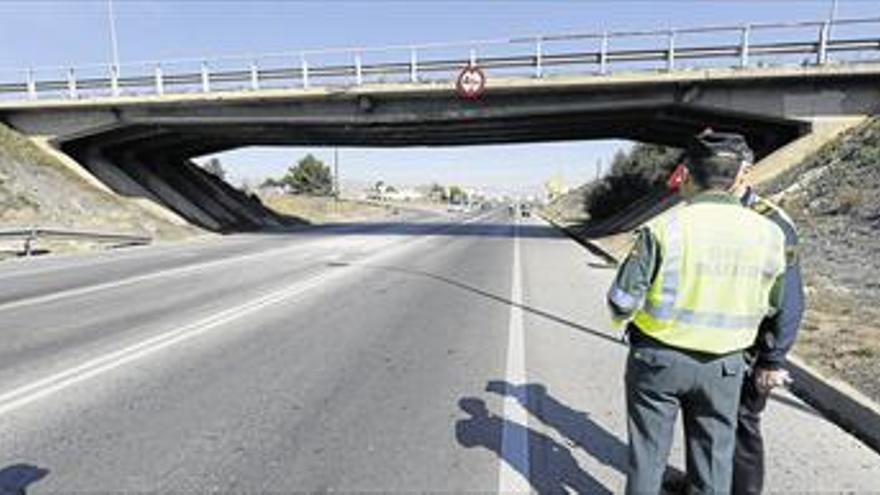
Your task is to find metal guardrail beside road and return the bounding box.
[0,228,152,256]
[0,17,879,101]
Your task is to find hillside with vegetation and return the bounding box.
[542,143,680,238]
[584,144,680,220]
[0,122,198,256]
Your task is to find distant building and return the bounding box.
[544,175,570,202]
[366,183,424,202]
[384,189,424,201]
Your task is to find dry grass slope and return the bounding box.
[0,122,199,255]
[261,194,391,224]
[759,117,880,402]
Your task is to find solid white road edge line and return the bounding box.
[498,219,532,494]
[0,209,497,418]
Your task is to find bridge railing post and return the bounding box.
[250,60,260,90]
[667,29,676,71]
[154,64,164,95]
[201,61,211,93]
[410,47,418,83]
[110,64,120,97]
[740,24,751,67]
[354,51,363,86]
[67,67,77,99]
[301,54,310,89]
[535,36,543,78]
[817,21,830,65]
[26,68,36,100]
[23,227,36,257]
[599,31,609,74]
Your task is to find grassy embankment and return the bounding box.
[0,122,199,257]
[261,194,394,224]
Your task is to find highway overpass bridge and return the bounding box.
[0,17,879,231]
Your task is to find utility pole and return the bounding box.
[108,0,121,71]
[333,147,340,212]
[828,0,839,39]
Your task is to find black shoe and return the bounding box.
[661,468,688,495]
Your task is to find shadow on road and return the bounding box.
[456,396,614,494]
[0,464,49,495]
[265,220,567,240]
[456,382,687,495]
[486,381,629,471]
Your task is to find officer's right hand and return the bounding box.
[754,367,792,394]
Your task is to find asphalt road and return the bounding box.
[0,208,878,493]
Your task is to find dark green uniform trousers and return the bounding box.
[625,335,746,494]
[732,366,770,495]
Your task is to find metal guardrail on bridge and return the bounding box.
[0,228,152,256]
[1,17,879,101]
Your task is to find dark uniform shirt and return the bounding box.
[607,190,804,368]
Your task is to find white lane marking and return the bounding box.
[0,243,303,313]
[0,234,371,314]
[0,210,498,418]
[0,235,245,279]
[499,219,532,494]
[0,211,491,314]
[0,210,442,280]
[0,267,334,418]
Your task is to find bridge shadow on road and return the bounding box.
[269,220,568,240]
[0,464,49,495]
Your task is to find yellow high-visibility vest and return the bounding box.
[633,197,786,354]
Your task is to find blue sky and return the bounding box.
[2,1,877,191]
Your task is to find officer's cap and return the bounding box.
[684,131,754,188]
[686,131,754,168]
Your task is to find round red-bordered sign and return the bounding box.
[456,65,486,99]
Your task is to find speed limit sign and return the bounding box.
[456,64,486,99]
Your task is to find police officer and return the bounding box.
[607,131,788,494]
[732,176,805,494]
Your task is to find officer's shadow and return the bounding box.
[456,396,613,495]
[456,381,684,495]
[0,464,49,495]
[487,381,629,471]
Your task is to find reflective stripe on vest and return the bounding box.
[650,211,682,317]
[633,202,785,354]
[608,285,640,312]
